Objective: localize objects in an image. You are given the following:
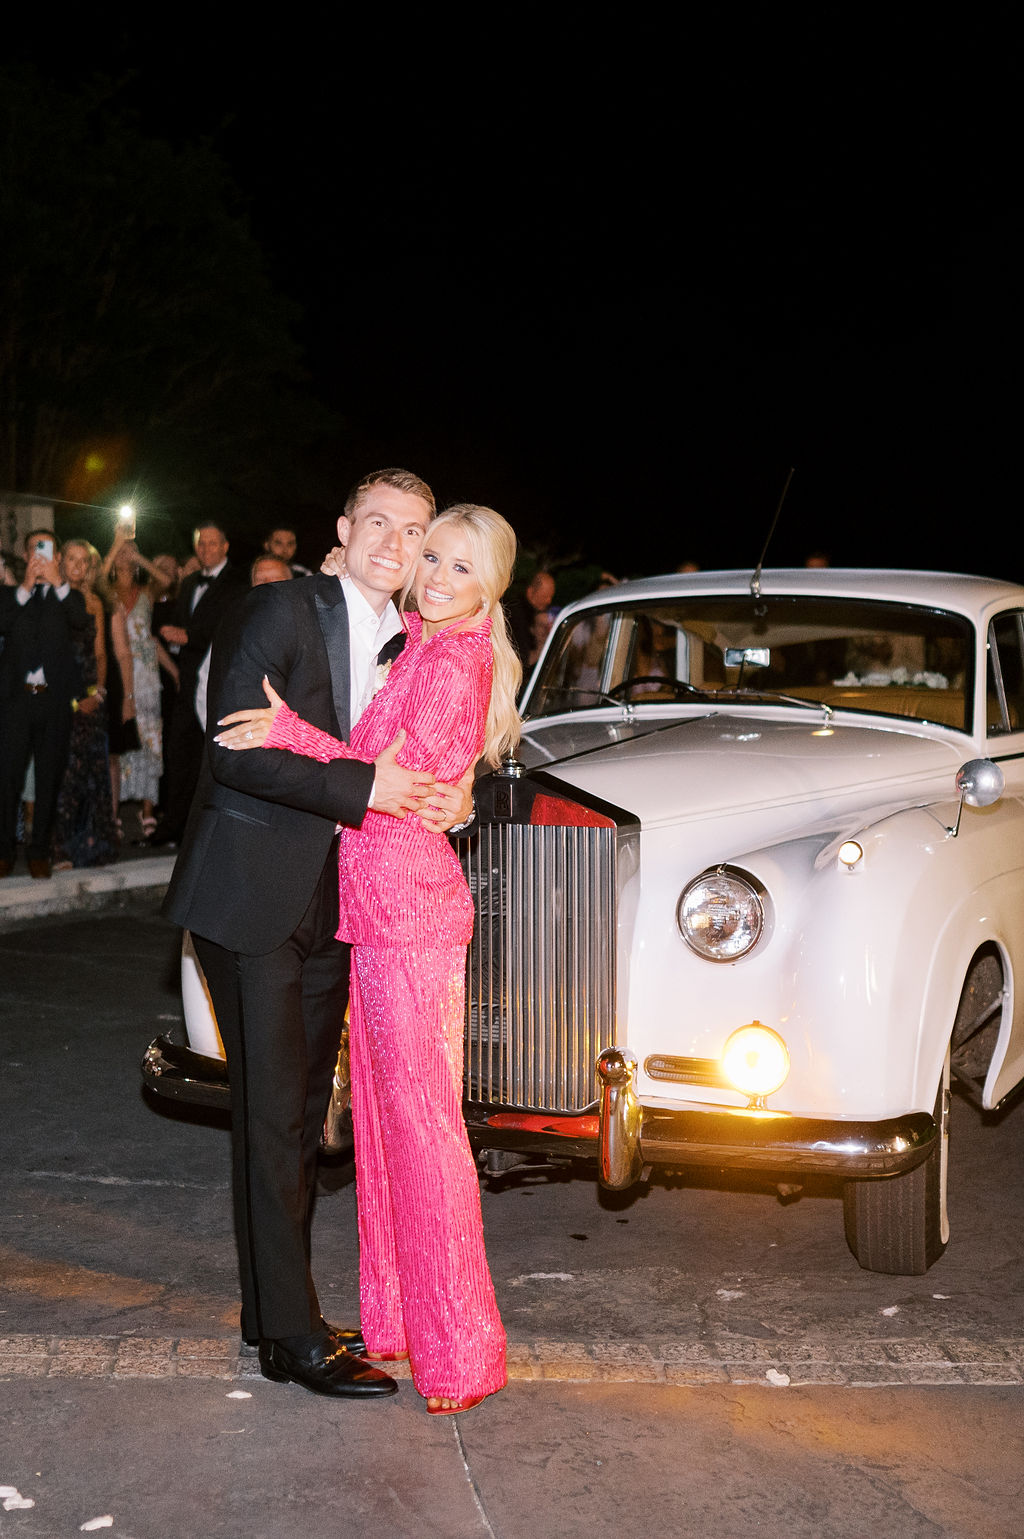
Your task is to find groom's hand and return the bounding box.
[371,731,433,819]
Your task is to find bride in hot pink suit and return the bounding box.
[218,505,522,1415]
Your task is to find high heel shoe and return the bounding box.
[133,813,158,847]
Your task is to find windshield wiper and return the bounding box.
[525,683,715,722]
[708,688,834,724]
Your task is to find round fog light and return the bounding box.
[722,1023,790,1100]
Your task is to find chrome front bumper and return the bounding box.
[144,1031,938,1189]
[141,1034,230,1110]
[596,1047,939,1187]
[465,1047,939,1188]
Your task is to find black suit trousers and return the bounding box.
[0,691,73,860]
[160,673,204,838]
[192,840,351,1341]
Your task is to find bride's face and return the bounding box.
[415,523,483,636]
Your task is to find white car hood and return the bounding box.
[520,711,962,829]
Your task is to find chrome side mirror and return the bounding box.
[947,758,1004,836]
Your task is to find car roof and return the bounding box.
[565,568,1024,619]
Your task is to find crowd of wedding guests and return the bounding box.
[1,513,597,879]
[0,521,304,878]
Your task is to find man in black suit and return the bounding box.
[152,521,248,846]
[164,468,473,1399]
[0,530,89,879]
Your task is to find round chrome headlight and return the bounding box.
[677,868,764,961]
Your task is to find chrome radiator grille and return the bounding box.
[460,822,617,1113]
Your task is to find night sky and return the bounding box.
[7,12,1023,582]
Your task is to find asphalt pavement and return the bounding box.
[1,865,1023,1537]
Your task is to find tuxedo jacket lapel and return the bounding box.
[314,575,351,741]
[181,571,204,616]
[186,565,227,620]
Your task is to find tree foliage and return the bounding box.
[0,64,335,543]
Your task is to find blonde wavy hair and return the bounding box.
[62,539,114,610]
[402,503,522,767]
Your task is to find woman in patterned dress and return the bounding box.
[103,532,174,838]
[216,505,521,1415]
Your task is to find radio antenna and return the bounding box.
[750,466,795,598]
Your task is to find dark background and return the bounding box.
[4,9,1022,585]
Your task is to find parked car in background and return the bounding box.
[144,567,1024,1275]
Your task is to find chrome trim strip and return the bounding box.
[644,1053,726,1087]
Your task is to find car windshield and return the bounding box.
[525,595,975,732]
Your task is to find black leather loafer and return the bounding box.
[258,1337,397,1397]
[325,1324,368,1359]
[241,1314,366,1360]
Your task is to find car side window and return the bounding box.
[986,612,1024,734]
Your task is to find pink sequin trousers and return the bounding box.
[349,943,507,1400]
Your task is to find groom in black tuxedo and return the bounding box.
[164,468,472,1398]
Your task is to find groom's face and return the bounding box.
[337,486,432,612]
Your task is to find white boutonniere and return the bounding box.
[373,660,392,697]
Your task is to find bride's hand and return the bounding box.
[214,676,285,750]
[320,544,347,579]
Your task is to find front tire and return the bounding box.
[843,1047,950,1274]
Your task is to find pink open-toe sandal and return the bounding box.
[426,1393,488,1416]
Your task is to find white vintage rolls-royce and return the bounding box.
[456,567,1024,1275]
[143,566,1024,1276]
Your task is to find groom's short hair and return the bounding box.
[343,467,436,521]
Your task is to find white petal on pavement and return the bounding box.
[510,1273,575,1283]
[880,1305,900,1317]
[226,1390,252,1399]
[81,1518,114,1531]
[2,1489,36,1511]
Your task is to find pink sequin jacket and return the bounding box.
[264,613,492,948]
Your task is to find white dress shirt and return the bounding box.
[341,576,402,729]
